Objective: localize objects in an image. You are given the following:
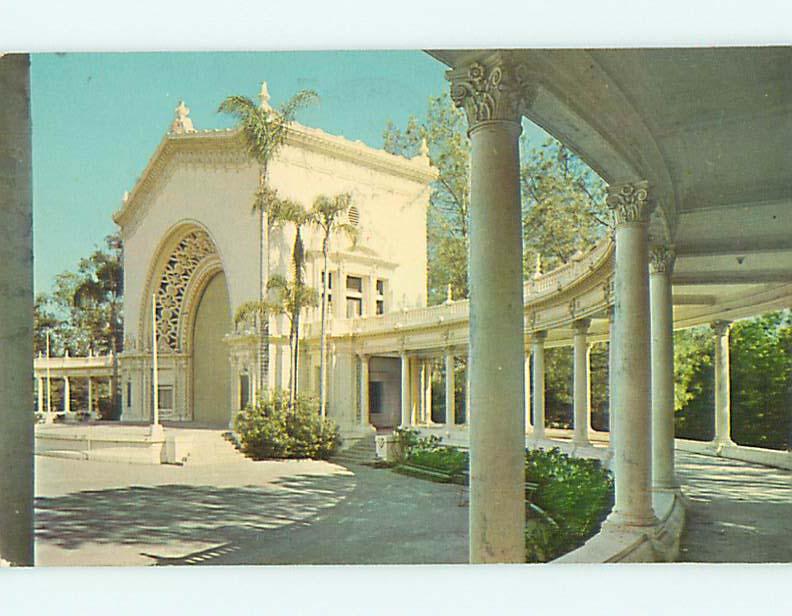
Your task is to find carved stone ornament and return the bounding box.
[156,229,216,352]
[606,181,654,225]
[572,318,591,334]
[649,244,676,275]
[448,57,537,127]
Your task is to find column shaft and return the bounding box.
[467,119,526,563]
[359,355,369,428]
[713,321,732,446]
[608,308,616,450]
[37,377,44,414]
[445,351,456,427]
[573,320,591,446]
[532,333,547,440]
[524,351,532,433]
[424,360,433,424]
[63,376,71,413]
[607,182,656,528]
[400,353,410,427]
[0,53,34,565]
[650,248,677,488]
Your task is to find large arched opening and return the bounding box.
[191,270,232,425]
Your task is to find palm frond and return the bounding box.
[234,299,270,327]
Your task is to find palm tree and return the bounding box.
[310,193,358,417]
[73,235,123,419]
[218,83,318,399]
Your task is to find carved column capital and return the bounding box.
[649,244,676,275]
[532,329,548,343]
[606,181,655,225]
[447,55,538,129]
[711,320,732,336]
[572,318,591,335]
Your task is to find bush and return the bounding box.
[233,390,341,460]
[524,448,614,562]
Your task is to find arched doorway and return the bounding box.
[191,270,232,426]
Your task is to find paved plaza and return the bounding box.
[677,451,792,563]
[35,456,467,566]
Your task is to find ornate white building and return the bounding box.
[113,91,435,434]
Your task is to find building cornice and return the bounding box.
[113,123,438,232]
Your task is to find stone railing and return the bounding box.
[329,238,614,338]
[34,354,114,374]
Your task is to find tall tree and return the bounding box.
[310,193,358,417]
[384,93,471,304]
[218,83,318,398]
[72,233,124,418]
[383,93,609,303]
[520,139,610,274]
[236,192,316,405]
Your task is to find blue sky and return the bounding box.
[30,51,450,293]
[30,51,547,294]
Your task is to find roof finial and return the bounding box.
[445,283,453,304]
[533,253,542,280]
[413,137,430,162]
[259,81,272,111]
[171,100,195,134]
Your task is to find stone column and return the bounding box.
[410,358,421,425]
[650,245,677,489]
[464,354,471,424]
[524,350,532,433]
[359,354,369,428]
[424,360,433,424]
[712,320,733,447]
[573,319,592,446]
[88,376,93,417]
[63,376,71,414]
[37,377,43,414]
[400,352,410,427]
[605,181,657,529]
[0,53,34,565]
[449,55,533,563]
[532,331,547,440]
[607,307,616,450]
[445,350,456,428]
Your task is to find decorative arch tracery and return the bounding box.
[154,229,217,352]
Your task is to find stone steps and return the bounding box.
[332,434,378,466]
[179,431,249,466]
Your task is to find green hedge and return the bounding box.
[524,448,613,562]
[234,390,341,460]
[394,430,613,562]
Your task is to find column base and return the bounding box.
[602,509,659,531]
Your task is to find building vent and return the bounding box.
[348,205,360,227]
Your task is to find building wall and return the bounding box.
[118,127,432,432]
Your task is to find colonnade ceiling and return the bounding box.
[429,48,792,248]
[428,48,792,322]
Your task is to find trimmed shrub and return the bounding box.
[392,433,613,562]
[234,390,341,460]
[524,447,614,562]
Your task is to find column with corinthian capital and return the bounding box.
[572,318,592,446]
[605,181,657,529]
[712,320,733,447]
[650,244,678,489]
[448,54,533,562]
